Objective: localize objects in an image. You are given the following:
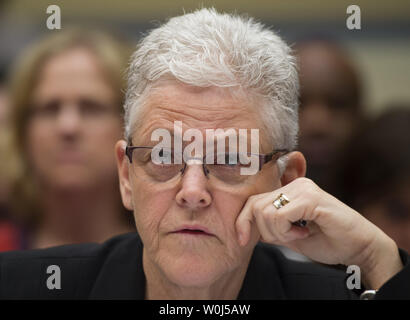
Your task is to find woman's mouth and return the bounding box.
[177,229,212,236]
[172,225,214,236]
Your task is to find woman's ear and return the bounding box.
[115,140,134,210]
[280,151,307,186]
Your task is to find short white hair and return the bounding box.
[124,8,299,171]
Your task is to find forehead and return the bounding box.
[133,81,271,149]
[298,44,358,101]
[33,47,115,102]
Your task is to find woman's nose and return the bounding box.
[175,164,212,209]
[56,104,82,136]
[301,101,333,135]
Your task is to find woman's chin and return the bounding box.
[44,168,112,191]
[50,177,94,191]
[160,256,224,288]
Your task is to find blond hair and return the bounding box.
[8,28,131,226]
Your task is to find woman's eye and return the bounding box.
[150,149,174,165]
[221,153,239,165]
[33,100,60,117]
[224,161,239,167]
[142,152,152,163]
[159,149,172,158]
[79,99,108,115]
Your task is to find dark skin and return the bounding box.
[296,41,362,189]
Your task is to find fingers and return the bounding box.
[235,192,271,246]
[261,198,311,243]
[254,205,280,243]
[236,179,319,247]
[235,177,377,267]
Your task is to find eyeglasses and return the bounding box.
[125,145,288,185]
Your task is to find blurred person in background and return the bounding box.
[0,64,11,211]
[296,39,364,194]
[338,107,410,253]
[6,28,135,250]
[0,64,23,251]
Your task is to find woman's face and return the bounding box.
[26,47,122,191]
[119,82,282,288]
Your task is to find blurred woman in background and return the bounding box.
[0,64,22,251]
[6,28,135,249]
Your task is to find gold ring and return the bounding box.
[272,193,290,209]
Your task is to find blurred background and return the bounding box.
[1,0,410,113]
[0,0,409,253]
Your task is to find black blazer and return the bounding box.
[0,232,409,299]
